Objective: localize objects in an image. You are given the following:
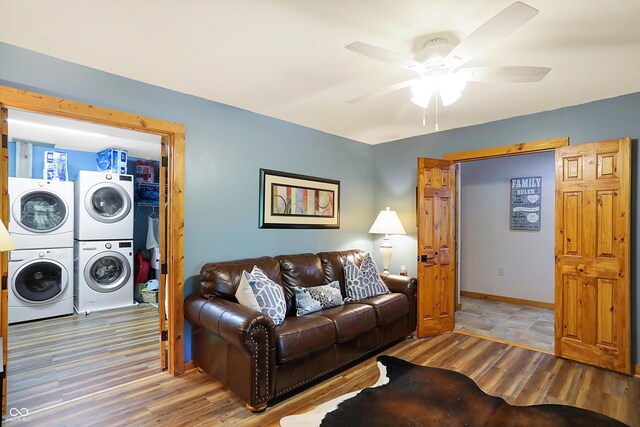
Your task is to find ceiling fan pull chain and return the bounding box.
[422,108,426,127]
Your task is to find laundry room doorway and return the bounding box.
[0,86,185,415]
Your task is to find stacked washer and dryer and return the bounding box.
[7,171,136,323]
[8,178,75,323]
[74,171,135,314]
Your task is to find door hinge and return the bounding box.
[161,263,167,275]
[161,330,168,341]
[1,133,7,149]
[162,156,168,167]
[1,275,7,291]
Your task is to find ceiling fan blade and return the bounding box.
[461,66,551,83]
[346,42,422,70]
[445,2,538,69]
[347,79,417,104]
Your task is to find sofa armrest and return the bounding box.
[185,294,275,407]
[381,274,417,333]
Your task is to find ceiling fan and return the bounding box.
[345,1,550,123]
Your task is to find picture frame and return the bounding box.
[259,168,340,229]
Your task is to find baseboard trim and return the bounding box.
[184,360,197,371]
[461,291,554,310]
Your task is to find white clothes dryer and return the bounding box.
[74,239,135,313]
[8,247,74,323]
[75,171,134,241]
[9,177,74,249]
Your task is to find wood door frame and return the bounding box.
[0,87,186,394]
[443,137,568,333]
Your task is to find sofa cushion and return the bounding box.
[276,253,325,288]
[291,281,344,316]
[236,267,287,325]
[357,293,409,325]
[316,304,377,343]
[344,254,390,302]
[276,253,325,317]
[317,250,366,296]
[200,256,281,300]
[275,315,336,364]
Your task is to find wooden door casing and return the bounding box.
[417,158,457,337]
[555,138,631,374]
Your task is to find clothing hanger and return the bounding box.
[148,205,158,219]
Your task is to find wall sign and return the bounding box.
[511,176,541,231]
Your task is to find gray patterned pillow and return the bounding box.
[292,281,344,316]
[343,253,390,301]
[238,266,287,325]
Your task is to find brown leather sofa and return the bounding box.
[184,249,417,412]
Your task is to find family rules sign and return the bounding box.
[511,176,542,231]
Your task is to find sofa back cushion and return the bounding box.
[200,256,282,300]
[276,253,325,316]
[317,249,367,296]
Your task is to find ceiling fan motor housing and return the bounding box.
[414,38,455,70]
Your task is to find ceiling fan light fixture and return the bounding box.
[410,77,434,108]
[438,73,468,106]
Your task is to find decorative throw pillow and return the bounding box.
[343,253,390,302]
[235,266,287,325]
[292,281,344,316]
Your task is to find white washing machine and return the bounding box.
[75,171,134,241]
[74,239,135,313]
[8,247,74,323]
[9,177,74,249]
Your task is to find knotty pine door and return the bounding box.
[554,138,631,374]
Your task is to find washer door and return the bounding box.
[84,251,131,293]
[12,190,68,233]
[84,182,131,224]
[12,259,67,303]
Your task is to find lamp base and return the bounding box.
[379,237,393,273]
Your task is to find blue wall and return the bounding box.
[372,93,640,365]
[0,42,375,362]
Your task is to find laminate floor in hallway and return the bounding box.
[455,296,555,352]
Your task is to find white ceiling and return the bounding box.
[8,110,162,160]
[1,0,639,144]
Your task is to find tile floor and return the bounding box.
[454,296,554,353]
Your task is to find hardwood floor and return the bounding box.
[6,305,161,415]
[4,332,638,426]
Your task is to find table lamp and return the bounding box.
[0,220,16,252]
[369,207,405,273]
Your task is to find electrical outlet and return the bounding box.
[498,267,505,276]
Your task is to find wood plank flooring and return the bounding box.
[6,305,161,414]
[4,332,639,426]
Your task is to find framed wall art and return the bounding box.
[259,169,340,229]
[510,176,542,231]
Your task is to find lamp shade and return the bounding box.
[0,221,17,252]
[369,207,406,235]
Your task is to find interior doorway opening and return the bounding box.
[453,151,555,353]
[5,109,165,412]
[0,85,186,416]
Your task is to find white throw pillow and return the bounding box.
[235,272,262,312]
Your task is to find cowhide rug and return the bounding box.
[280,355,628,427]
